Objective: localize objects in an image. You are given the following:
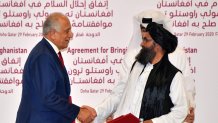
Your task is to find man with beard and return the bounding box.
[122,10,195,123]
[93,22,188,123]
[135,24,157,66]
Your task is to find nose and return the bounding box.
[140,41,144,47]
[69,31,73,40]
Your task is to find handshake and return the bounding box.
[77,105,97,123]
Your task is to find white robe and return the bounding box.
[94,48,190,123]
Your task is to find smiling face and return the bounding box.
[52,17,73,50]
[43,13,73,50]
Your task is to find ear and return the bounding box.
[155,43,166,54]
[50,29,56,40]
[154,42,162,52]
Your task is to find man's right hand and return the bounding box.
[106,115,113,123]
[77,106,96,123]
[184,107,195,123]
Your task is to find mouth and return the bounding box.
[65,40,70,43]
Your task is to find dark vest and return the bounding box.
[131,54,181,120]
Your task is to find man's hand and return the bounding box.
[77,105,97,123]
[184,107,195,123]
[143,120,153,123]
[106,115,113,123]
[81,105,97,118]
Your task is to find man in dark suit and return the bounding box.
[16,12,96,123]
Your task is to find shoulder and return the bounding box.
[169,47,186,61]
[28,41,55,64]
[169,47,188,71]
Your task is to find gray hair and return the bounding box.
[43,12,66,35]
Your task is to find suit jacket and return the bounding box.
[16,38,80,123]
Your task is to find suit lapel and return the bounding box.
[42,38,71,95]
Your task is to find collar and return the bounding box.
[44,37,60,54]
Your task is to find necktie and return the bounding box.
[58,53,74,123]
[58,52,64,68]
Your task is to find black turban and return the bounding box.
[146,22,178,53]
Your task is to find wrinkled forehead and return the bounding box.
[140,24,146,32]
[142,31,150,36]
[141,31,153,39]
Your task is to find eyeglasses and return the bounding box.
[142,37,153,42]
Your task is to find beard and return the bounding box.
[135,44,156,65]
